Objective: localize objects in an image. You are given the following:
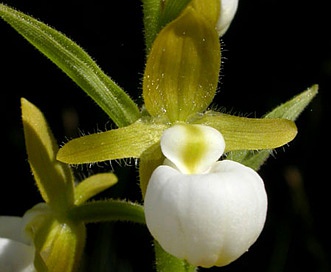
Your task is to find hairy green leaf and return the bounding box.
[228,85,318,170]
[0,3,140,127]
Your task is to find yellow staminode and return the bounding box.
[161,124,225,174]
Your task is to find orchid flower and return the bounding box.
[0,0,318,271]
[55,2,314,267]
[144,124,267,267]
[54,0,314,198]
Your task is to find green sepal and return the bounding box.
[227,85,318,170]
[154,240,197,272]
[35,218,86,272]
[57,120,168,164]
[23,203,52,271]
[192,112,297,152]
[68,200,146,225]
[21,98,75,211]
[227,149,272,171]
[139,143,164,198]
[143,2,220,122]
[74,173,118,205]
[0,3,140,127]
[24,203,86,272]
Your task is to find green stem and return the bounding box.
[141,0,190,54]
[141,0,162,54]
[68,200,145,225]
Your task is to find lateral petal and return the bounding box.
[57,121,168,164]
[193,112,297,151]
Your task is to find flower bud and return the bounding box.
[217,0,239,36]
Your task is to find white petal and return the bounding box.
[0,238,35,272]
[217,0,239,36]
[0,216,29,245]
[161,124,225,174]
[144,160,267,267]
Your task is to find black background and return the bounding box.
[1,0,330,271]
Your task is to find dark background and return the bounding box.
[1,0,330,271]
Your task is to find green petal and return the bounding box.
[0,4,140,127]
[21,98,74,209]
[74,173,118,205]
[192,112,297,151]
[57,120,168,164]
[143,2,220,122]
